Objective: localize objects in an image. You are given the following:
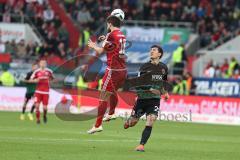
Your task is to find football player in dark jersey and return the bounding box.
[124,45,170,152]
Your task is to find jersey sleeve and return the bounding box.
[139,63,148,76]
[30,71,38,80]
[25,72,31,80]
[103,33,116,51]
[162,65,168,81]
[49,71,54,80]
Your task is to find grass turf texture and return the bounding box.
[0,111,240,160]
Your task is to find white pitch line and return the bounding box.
[0,136,139,143]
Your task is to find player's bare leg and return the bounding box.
[124,116,139,129]
[87,90,112,134]
[103,93,118,122]
[135,114,157,152]
[43,105,48,124]
[35,103,40,124]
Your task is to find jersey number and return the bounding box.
[119,38,126,55]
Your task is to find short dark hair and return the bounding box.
[106,16,121,28]
[151,45,163,58]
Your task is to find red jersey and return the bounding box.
[31,68,54,94]
[103,29,126,70]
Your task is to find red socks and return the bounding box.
[109,94,118,115]
[95,101,108,128]
[36,109,40,121]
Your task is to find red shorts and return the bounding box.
[34,93,49,106]
[101,68,127,93]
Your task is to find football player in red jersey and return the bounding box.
[30,59,54,124]
[87,15,127,134]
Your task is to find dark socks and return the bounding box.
[140,126,152,145]
[22,107,26,114]
[30,105,35,113]
[43,109,47,117]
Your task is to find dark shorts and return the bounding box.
[25,92,34,101]
[131,98,160,118]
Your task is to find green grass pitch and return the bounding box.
[0,111,240,160]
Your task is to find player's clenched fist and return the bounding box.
[87,39,96,49]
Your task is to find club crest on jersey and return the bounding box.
[162,69,165,74]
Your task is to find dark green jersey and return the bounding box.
[25,71,36,94]
[136,61,168,99]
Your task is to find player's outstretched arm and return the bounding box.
[88,39,104,55]
[28,78,39,83]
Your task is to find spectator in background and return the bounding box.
[233,69,240,79]
[53,15,62,29]
[6,40,17,56]
[0,68,15,86]
[143,0,150,20]
[172,44,187,75]
[43,5,54,22]
[25,2,35,18]
[78,27,90,51]
[183,0,196,19]
[46,32,56,52]
[214,65,222,78]
[196,4,205,18]
[26,42,36,57]
[172,77,183,95]
[184,72,192,95]
[56,42,66,58]
[16,39,27,58]
[203,60,215,78]
[64,0,75,12]
[2,9,11,22]
[228,57,239,78]
[77,6,93,26]
[221,58,229,74]
[0,40,6,53]
[58,23,69,47]
[38,42,50,58]
[172,44,187,64]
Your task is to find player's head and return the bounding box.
[150,45,163,60]
[39,59,47,69]
[32,63,38,71]
[106,15,121,32]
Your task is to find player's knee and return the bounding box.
[99,91,111,101]
[146,115,157,126]
[35,103,40,108]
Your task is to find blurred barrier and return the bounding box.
[0,87,239,125]
[193,78,240,97]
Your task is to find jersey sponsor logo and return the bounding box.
[152,75,163,81]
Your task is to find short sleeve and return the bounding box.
[103,33,116,51]
[25,72,31,80]
[30,71,37,79]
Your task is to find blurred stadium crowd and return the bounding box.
[204,57,240,79]
[0,0,239,60]
[0,0,240,96]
